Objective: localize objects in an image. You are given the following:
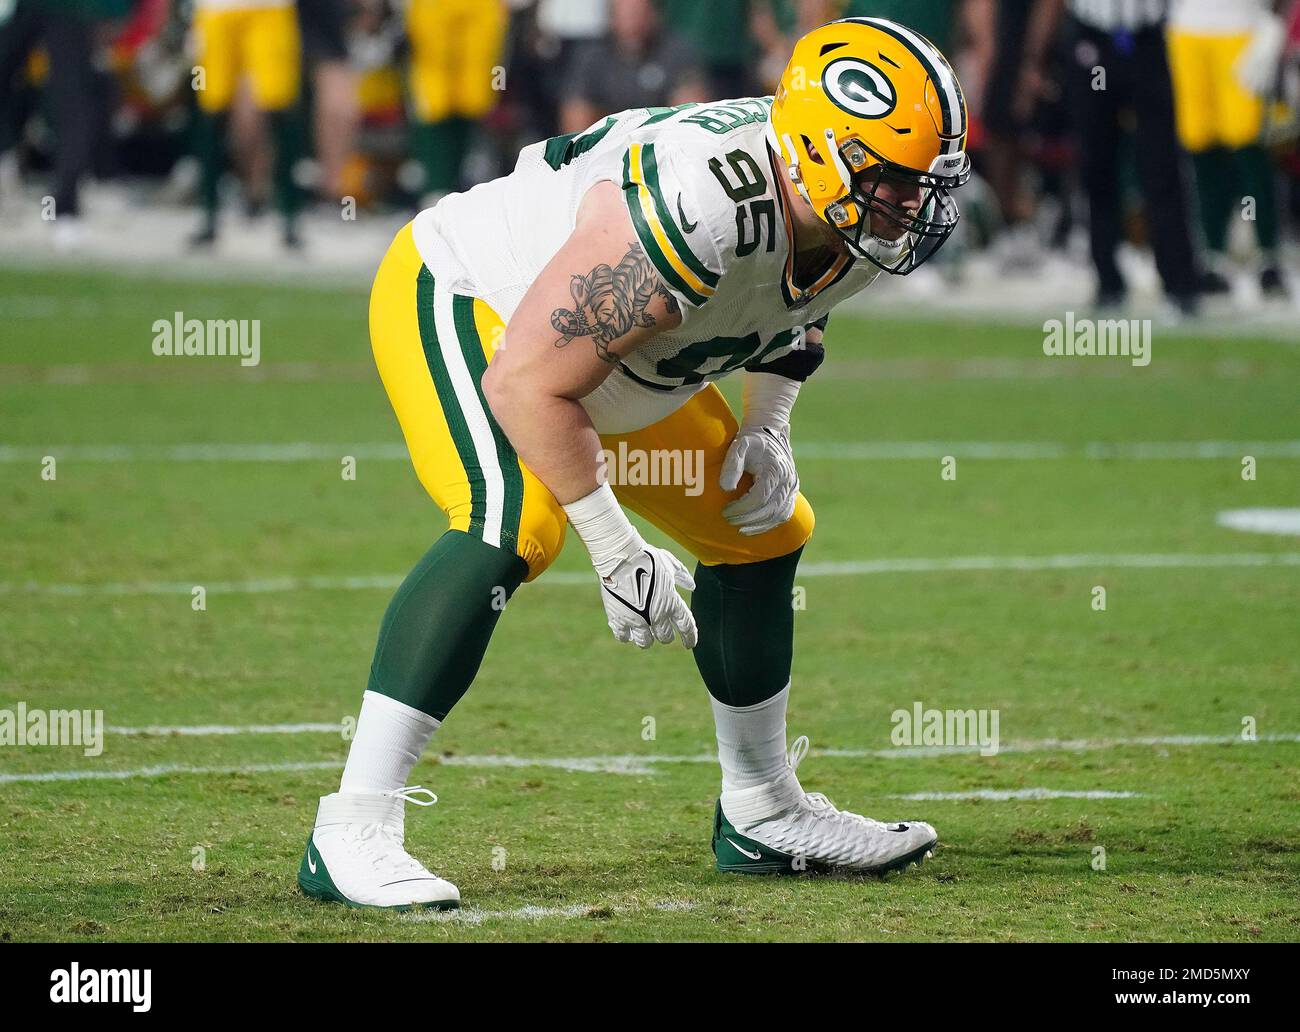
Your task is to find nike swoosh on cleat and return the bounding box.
[307,842,317,874]
[677,193,698,233]
[725,837,763,861]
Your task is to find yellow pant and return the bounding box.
[192,5,301,113]
[406,0,507,123]
[1167,30,1263,151]
[369,224,815,582]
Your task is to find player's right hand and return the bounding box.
[596,545,697,649]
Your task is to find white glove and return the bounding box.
[597,546,697,648]
[720,373,801,536]
[562,482,697,649]
[1235,13,1286,97]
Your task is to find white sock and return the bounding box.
[339,690,440,795]
[711,684,790,792]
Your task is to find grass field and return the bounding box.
[1,263,1298,942]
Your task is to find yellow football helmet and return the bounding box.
[769,17,971,274]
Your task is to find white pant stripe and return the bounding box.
[432,286,504,548]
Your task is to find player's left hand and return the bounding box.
[720,424,799,536]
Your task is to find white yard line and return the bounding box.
[799,441,1300,460]
[1217,508,1300,537]
[6,551,1298,598]
[98,728,1300,753]
[889,789,1143,801]
[108,722,344,737]
[0,358,1279,387]
[0,574,416,596]
[2,733,1294,785]
[0,760,343,784]
[403,900,699,925]
[794,553,1300,577]
[818,732,1300,758]
[2,440,1298,463]
[437,754,660,775]
[0,443,409,463]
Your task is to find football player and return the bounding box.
[1167,0,1291,297]
[188,0,303,248]
[299,18,971,909]
[405,0,509,204]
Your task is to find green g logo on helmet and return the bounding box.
[822,58,897,120]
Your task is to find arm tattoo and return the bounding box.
[551,242,680,363]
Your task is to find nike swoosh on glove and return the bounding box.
[720,424,799,536]
[599,546,698,649]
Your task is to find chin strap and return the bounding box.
[861,233,911,268]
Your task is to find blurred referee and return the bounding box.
[1067,0,1200,313]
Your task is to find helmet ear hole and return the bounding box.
[800,135,825,165]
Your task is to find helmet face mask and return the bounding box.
[828,146,970,275]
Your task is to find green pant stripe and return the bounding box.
[451,293,525,553]
[415,267,487,538]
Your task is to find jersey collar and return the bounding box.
[767,145,857,309]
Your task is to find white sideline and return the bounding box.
[2,733,1295,785]
[5,551,1299,597]
[2,439,1299,463]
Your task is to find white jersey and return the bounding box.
[412,98,880,433]
[1170,0,1268,34]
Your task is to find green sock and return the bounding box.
[691,548,802,707]
[367,530,527,720]
[268,109,303,226]
[414,117,472,195]
[1191,148,1234,254]
[1236,144,1279,254]
[193,110,228,231]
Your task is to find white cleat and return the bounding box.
[713,736,937,875]
[298,786,460,910]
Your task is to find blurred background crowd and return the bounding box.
[3,0,1300,314]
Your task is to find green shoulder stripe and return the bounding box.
[639,143,720,288]
[622,150,711,307]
